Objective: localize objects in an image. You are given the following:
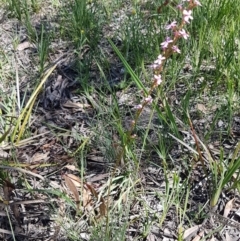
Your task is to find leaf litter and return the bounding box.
[0,2,240,241]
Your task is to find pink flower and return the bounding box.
[135,104,143,110]
[155,54,166,64]
[172,45,181,53]
[153,75,162,86]
[145,96,153,104]
[194,0,202,6]
[183,10,193,23]
[150,55,166,69]
[176,4,183,10]
[165,21,177,30]
[150,63,159,70]
[178,29,189,39]
[161,37,173,49]
[182,0,201,6]
[150,63,158,69]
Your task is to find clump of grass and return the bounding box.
[7,0,22,20]
[60,0,102,78]
[7,0,42,20]
[37,24,51,74]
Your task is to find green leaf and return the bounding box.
[108,38,147,95]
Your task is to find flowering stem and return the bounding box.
[115,0,202,165]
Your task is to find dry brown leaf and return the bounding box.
[82,188,92,210]
[0,166,45,180]
[85,182,106,216]
[87,155,104,162]
[17,41,35,51]
[121,191,127,203]
[223,198,235,218]
[14,199,46,205]
[86,173,109,182]
[11,204,21,224]
[41,139,56,150]
[3,179,15,203]
[64,174,80,210]
[63,100,91,110]
[31,152,49,163]
[98,196,106,217]
[183,225,201,239]
[66,173,82,187]
[196,103,207,113]
[65,165,77,171]
[85,182,98,197]
[0,228,13,235]
[56,154,74,164]
[192,231,204,241]
[210,105,217,111]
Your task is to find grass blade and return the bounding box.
[108,38,147,94]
